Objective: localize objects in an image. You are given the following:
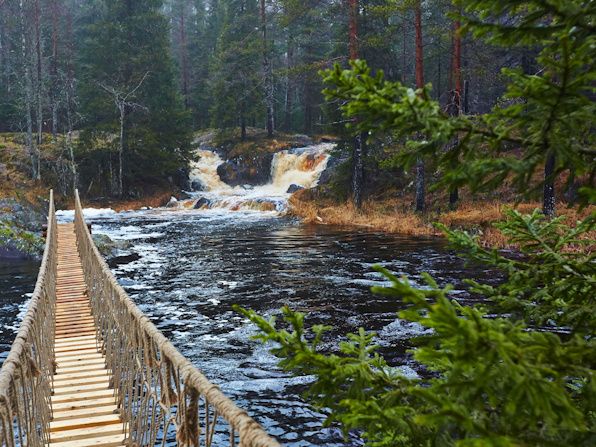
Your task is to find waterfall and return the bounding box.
[186,143,333,212]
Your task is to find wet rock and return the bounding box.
[173,167,191,190]
[193,197,211,209]
[0,199,45,259]
[191,180,204,191]
[165,196,178,208]
[317,154,349,186]
[217,153,274,187]
[286,184,304,194]
[108,252,141,268]
[92,233,132,259]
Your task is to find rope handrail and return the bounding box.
[73,189,282,447]
[0,190,56,447]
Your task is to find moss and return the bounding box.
[0,219,44,257]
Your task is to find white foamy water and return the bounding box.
[186,143,334,212]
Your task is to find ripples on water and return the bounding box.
[0,259,39,362]
[77,208,492,446]
[0,208,495,445]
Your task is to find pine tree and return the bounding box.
[78,0,190,197]
[209,0,262,139]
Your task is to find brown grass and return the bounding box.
[289,191,595,248]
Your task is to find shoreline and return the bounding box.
[287,193,594,249]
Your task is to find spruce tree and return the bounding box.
[78,0,190,197]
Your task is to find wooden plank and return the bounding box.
[51,389,115,404]
[50,414,122,432]
[49,433,125,447]
[51,404,118,422]
[52,396,118,412]
[53,370,109,383]
[49,424,124,443]
[56,358,105,370]
[53,382,111,396]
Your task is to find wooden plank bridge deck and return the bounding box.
[49,223,126,447]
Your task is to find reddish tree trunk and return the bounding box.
[449,19,462,209]
[348,0,358,61]
[414,3,424,89]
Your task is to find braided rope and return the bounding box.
[0,191,56,447]
[73,190,281,447]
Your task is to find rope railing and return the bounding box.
[0,190,56,447]
[73,190,282,447]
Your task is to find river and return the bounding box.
[0,144,494,445]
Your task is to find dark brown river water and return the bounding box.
[1,208,494,445]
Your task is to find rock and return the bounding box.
[92,233,132,259]
[292,134,313,146]
[165,196,178,208]
[191,180,204,191]
[193,197,211,209]
[286,184,304,194]
[317,154,349,186]
[217,153,274,187]
[173,167,191,190]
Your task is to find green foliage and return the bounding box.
[320,0,596,203]
[236,210,596,446]
[439,210,596,334]
[77,0,191,196]
[235,1,596,445]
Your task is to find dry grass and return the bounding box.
[289,191,595,248]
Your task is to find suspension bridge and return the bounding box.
[0,190,281,447]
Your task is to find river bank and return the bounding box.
[288,190,593,248]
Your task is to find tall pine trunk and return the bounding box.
[19,0,39,180]
[49,0,59,138]
[179,4,190,109]
[349,0,365,209]
[260,0,274,137]
[543,153,556,218]
[284,33,294,131]
[448,18,462,209]
[34,0,43,163]
[414,1,425,212]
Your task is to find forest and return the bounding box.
[0,0,594,445]
[1,0,578,210]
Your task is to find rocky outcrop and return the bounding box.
[217,153,274,187]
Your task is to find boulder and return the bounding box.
[165,196,178,208]
[317,154,349,186]
[286,184,304,194]
[216,153,274,187]
[191,180,204,191]
[193,197,211,209]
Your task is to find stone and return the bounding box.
[193,197,211,209]
[286,184,304,194]
[165,196,178,208]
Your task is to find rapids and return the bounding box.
[187,143,333,212]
